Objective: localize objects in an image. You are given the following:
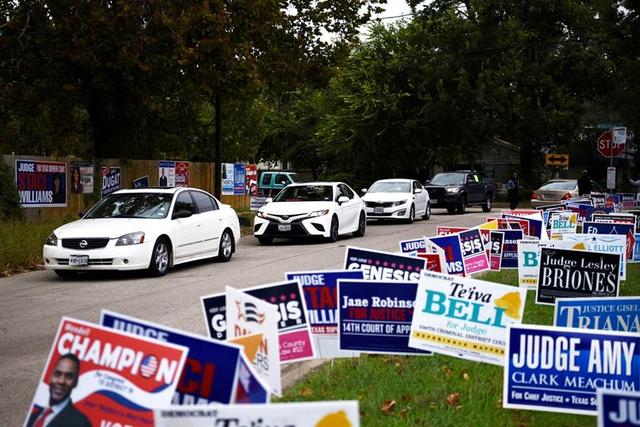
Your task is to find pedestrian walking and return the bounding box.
[506,172,519,210]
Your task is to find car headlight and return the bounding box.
[45,233,58,246]
[256,211,268,219]
[392,200,408,207]
[115,232,145,246]
[308,209,329,218]
[446,187,460,193]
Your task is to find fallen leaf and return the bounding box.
[298,387,313,397]
[446,393,461,407]
[381,400,396,414]
[462,372,471,381]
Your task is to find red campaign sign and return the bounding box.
[175,162,190,187]
[416,253,444,273]
[435,226,468,236]
[24,318,187,427]
[597,131,625,157]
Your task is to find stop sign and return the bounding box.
[597,131,625,157]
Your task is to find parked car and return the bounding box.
[424,170,493,214]
[43,188,240,278]
[258,171,299,197]
[530,179,603,207]
[254,182,366,244]
[361,179,430,223]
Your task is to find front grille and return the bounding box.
[61,238,110,250]
[365,202,394,208]
[264,222,309,237]
[426,188,447,199]
[268,214,306,222]
[55,258,114,265]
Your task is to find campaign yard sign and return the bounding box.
[201,281,315,364]
[500,229,524,269]
[562,234,627,280]
[175,161,190,187]
[337,280,430,356]
[436,226,468,235]
[399,237,427,254]
[24,317,188,427]
[225,286,282,396]
[459,229,490,274]
[344,247,426,282]
[536,248,620,305]
[555,297,640,333]
[133,175,150,188]
[416,252,446,273]
[15,160,67,207]
[233,163,245,195]
[101,166,121,197]
[427,235,466,276]
[489,231,504,271]
[285,270,363,358]
[158,161,176,187]
[550,212,578,239]
[153,401,361,427]
[100,310,269,405]
[504,324,640,415]
[597,389,640,427]
[409,271,527,366]
[70,161,94,194]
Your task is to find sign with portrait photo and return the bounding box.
[15,159,67,207]
[69,161,94,194]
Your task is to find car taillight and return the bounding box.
[530,191,538,200]
[561,193,572,200]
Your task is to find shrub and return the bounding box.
[0,161,23,221]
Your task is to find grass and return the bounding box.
[277,266,640,427]
[0,219,69,275]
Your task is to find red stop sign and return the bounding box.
[597,131,625,157]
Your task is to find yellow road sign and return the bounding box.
[545,153,569,166]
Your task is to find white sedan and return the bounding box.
[362,179,430,222]
[43,188,240,278]
[253,182,366,244]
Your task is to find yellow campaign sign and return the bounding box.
[545,153,569,166]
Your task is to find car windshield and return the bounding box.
[289,173,299,183]
[85,193,172,219]
[430,173,465,185]
[273,185,333,202]
[540,181,576,191]
[368,181,411,193]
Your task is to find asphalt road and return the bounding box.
[0,209,490,425]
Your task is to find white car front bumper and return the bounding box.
[42,240,154,271]
[365,204,410,220]
[254,214,332,238]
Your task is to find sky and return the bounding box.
[359,0,416,39]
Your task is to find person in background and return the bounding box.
[577,169,592,196]
[506,172,519,210]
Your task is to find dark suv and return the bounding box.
[425,170,493,214]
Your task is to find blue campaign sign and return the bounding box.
[285,270,364,334]
[427,235,466,276]
[597,389,640,427]
[338,280,430,355]
[504,324,640,415]
[634,234,640,262]
[584,222,636,260]
[499,229,524,269]
[399,238,426,254]
[101,310,269,405]
[344,247,426,282]
[555,297,640,333]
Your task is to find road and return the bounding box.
[0,210,489,425]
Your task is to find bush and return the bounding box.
[0,161,23,221]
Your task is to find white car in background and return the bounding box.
[43,188,240,278]
[362,179,431,223]
[253,182,366,244]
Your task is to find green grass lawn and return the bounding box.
[278,267,640,427]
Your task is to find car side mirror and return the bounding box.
[337,196,349,204]
[413,188,422,194]
[265,197,273,204]
[173,209,193,219]
[361,188,367,194]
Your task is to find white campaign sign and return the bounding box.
[154,401,360,427]
[562,234,627,280]
[225,286,282,396]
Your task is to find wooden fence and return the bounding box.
[2,155,250,221]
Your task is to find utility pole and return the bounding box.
[214,94,222,199]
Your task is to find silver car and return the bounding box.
[530,179,603,207]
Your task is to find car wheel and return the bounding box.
[353,211,366,237]
[217,229,234,262]
[148,237,170,276]
[456,197,466,214]
[257,236,273,245]
[406,204,415,224]
[422,202,431,220]
[482,195,493,212]
[328,216,339,242]
[54,270,78,279]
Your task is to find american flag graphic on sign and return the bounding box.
[139,355,158,378]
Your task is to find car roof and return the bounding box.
[288,182,339,186]
[544,179,576,183]
[373,178,413,183]
[111,187,204,195]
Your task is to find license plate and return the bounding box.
[69,255,89,266]
[374,207,384,214]
[278,224,292,232]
